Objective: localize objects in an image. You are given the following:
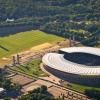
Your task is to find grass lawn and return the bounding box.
[10,59,48,77]
[0,30,64,66]
[62,81,100,93]
[70,83,100,93]
[0,30,64,58]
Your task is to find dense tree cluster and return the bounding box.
[0,69,21,94]
[85,89,100,100]
[0,0,100,20]
[0,0,100,46]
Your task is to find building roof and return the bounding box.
[42,47,100,76]
[60,47,100,56]
[0,88,4,93]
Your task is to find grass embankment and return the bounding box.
[10,59,48,77]
[62,81,100,93]
[70,83,100,93]
[0,30,64,66]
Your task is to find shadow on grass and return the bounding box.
[0,45,9,51]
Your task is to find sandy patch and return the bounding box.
[30,43,52,51]
[2,57,11,61]
[14,42,60,63]
[25,84,40,92]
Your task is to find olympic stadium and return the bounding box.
[42,47,100,86]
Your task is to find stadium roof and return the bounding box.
[60,47,100,56]
[42,47,100,76]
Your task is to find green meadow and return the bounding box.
[0,30,64,66]
[10,59,48,77]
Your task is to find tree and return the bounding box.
[85,89,100,100]
[2,79,12,90]
[40,85,47,93]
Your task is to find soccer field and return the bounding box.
[0,30,64,66]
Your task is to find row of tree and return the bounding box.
[0,0,100,20]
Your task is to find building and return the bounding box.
[6,18,14,22]
[42,47,100,86]
[0,88,5,94]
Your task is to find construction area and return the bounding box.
[7,71,89,100]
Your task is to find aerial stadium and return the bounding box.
[42,47,100,86]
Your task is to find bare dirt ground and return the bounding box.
[21,76,89,100]
[48,85,67,98]
[8,72,89,100]
[18,40,71,64]
[48,85,89,100]
[15,43,60,64]
[9,74,35,86]
[22,79,53,93]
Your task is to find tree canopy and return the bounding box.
[0,0,100,20]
